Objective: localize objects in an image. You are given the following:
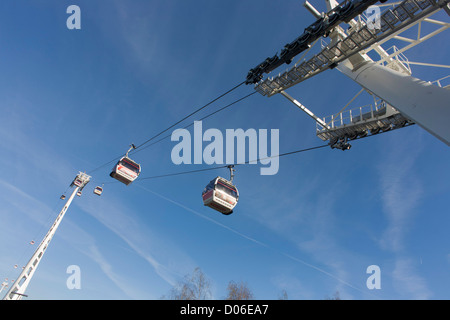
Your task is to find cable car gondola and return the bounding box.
[72,176,84,187]
[202,166,239,215]
[110,145,141,186]
[93,185,103,196]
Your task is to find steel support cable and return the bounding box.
[135,144,329,181]
[98,123,413,186]
[126,125,414,182]
[131,91,258,157]
[133,80,247,150]
[87,80,247,175]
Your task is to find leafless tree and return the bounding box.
[164,267,212,300]
[225,280,254,300]
[325,291,341,300]
[278,289,288,300]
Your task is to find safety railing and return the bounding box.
[316,99,388,132]
[431,75,450,89]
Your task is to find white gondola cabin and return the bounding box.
[93,186,103,196]
[110,156,141,185]
[110,145,141,186]
[73,177,84,187]
[202,176,239,215]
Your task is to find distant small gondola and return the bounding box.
[93,186,103,196]
[72,176,84,187]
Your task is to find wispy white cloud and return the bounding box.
[241,173,372,298]
[378,147,423,252]
[0,178,133,298]
[85,245,147,299]
[0,112,194,297]
[392,257,432,299]
[137,184,369,298]
[77,194,197,287]
[111,1,171,71]
[270,273,311,299]
[0,174,194,298]
[377,132,431,298]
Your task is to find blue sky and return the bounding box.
[0,0,449,300]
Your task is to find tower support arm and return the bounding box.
[280,91,329,129]
[338,61,450,146]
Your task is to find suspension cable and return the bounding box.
[115,124,412,183]
[87,80,247,174]
[131,91,258,157]
[134,80,246,150]
[133,143,329,182]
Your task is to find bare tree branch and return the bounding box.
[225,280,254,300]
[164,267,212,300]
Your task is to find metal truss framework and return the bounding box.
[2,172,90,300]
[255,0,449,97]
[253,0,450,148]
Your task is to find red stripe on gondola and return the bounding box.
[122,159,139,169]
[217,181,237,192]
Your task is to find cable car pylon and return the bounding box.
[2,172,91,300]
[248,0,450,148]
